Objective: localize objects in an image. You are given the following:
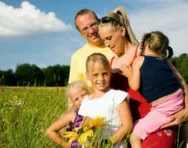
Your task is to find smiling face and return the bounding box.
[87,61,111,92]
[69,87,88,109]
[76,12,102,46]
[99,25,126,57]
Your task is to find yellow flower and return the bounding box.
[74,127,80,132]
[63,116,106,145]
[63,131,79,143]
[83,124,90,132]
[88,116,106,128]
[78,129,94,145]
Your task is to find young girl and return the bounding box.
[46,80,90,148]
[78,53,132,147]
[120,31,184,148]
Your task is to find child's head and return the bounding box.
[66,80,90,110]
[86,53,111,92]
[140,31,173,60]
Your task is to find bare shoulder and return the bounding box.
[133,56,144,66]
[60,110,77,123]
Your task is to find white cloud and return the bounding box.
[129,0,188,56]
[0,1,72,36]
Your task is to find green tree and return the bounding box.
[15,63,44,86]
[170,53,188,83]
[0,69,16,86]
[43,65,69,86]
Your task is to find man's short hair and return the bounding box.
[74,9,98,31]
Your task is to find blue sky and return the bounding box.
[0,0,188,71]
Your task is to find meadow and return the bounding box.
[0,86,187,148]
[0,86,68,148]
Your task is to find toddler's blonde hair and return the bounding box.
[66,80,90,110]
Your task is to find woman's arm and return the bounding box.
[161,61,188,128]
[46,111,76,147]
[109,100,133,145]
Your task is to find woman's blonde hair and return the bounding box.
[99,7,138,45]
[140,31,173,60]
[66,80,90,110]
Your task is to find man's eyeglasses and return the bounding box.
[100,16,122,26]
[81,21,99,34]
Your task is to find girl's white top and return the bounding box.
[78,89,129,148]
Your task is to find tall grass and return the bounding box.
[0,87,187,148]
[0,86,67,148]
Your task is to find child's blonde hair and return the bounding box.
[86,53,111,72]
[66,80,90,110]
[140,31,173,60]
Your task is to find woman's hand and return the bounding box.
[120,64,131,78]
[161,109,188,129]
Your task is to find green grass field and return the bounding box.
[0,86,187,148]
[0,86,68,148]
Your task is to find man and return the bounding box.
[68,9,114,83]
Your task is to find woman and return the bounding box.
[98,7,188,148]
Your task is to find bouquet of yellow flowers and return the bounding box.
[63,116,107,146]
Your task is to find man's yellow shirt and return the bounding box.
[68,43,114,85]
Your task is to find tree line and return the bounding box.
[170,53,188,84]
[0,53,187,86]
[0,64,70,86]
